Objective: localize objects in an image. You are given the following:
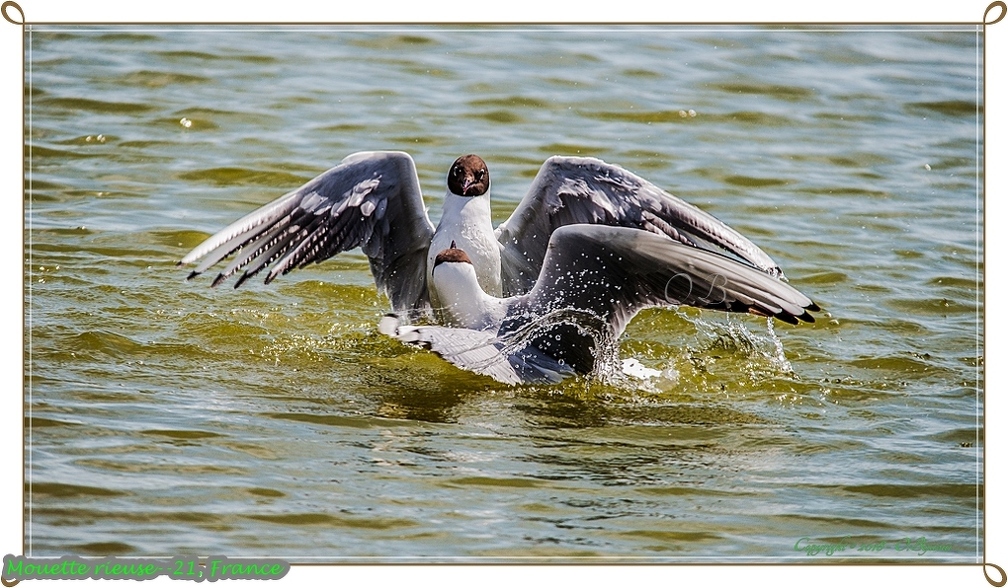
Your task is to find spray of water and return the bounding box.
[683,311,798,383]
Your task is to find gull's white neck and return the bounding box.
[440,190,491,225]
[431,262,507,331]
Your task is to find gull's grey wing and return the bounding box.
[181,151,435,312]
[495,156,784,296]
[521,225,819,340]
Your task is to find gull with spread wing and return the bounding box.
[181,151,789,322]
[379,226,819,385]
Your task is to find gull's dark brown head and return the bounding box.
[447,154,490,197]
[433,240,473,268]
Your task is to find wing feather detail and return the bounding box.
[496,156,784,296]
[181,151,436,311]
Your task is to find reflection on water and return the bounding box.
[26,25,982,562]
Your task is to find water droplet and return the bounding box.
[180,117,193,128]
[688,109,696,117]
[924,163,931,171]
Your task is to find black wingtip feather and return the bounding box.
[234,272,252,289]
[186,270,199,281]
[777,312,799,326]
[211,273,227,288]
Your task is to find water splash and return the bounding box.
[763,317,794,374]
[686,313,798,382]
[493,305,800,389]
[498,307,610,364]
[500,307,680,389]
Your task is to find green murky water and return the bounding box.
[25,25,983,562]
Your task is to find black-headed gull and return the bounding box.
[181,151,789,322]
[379,226,819,385]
